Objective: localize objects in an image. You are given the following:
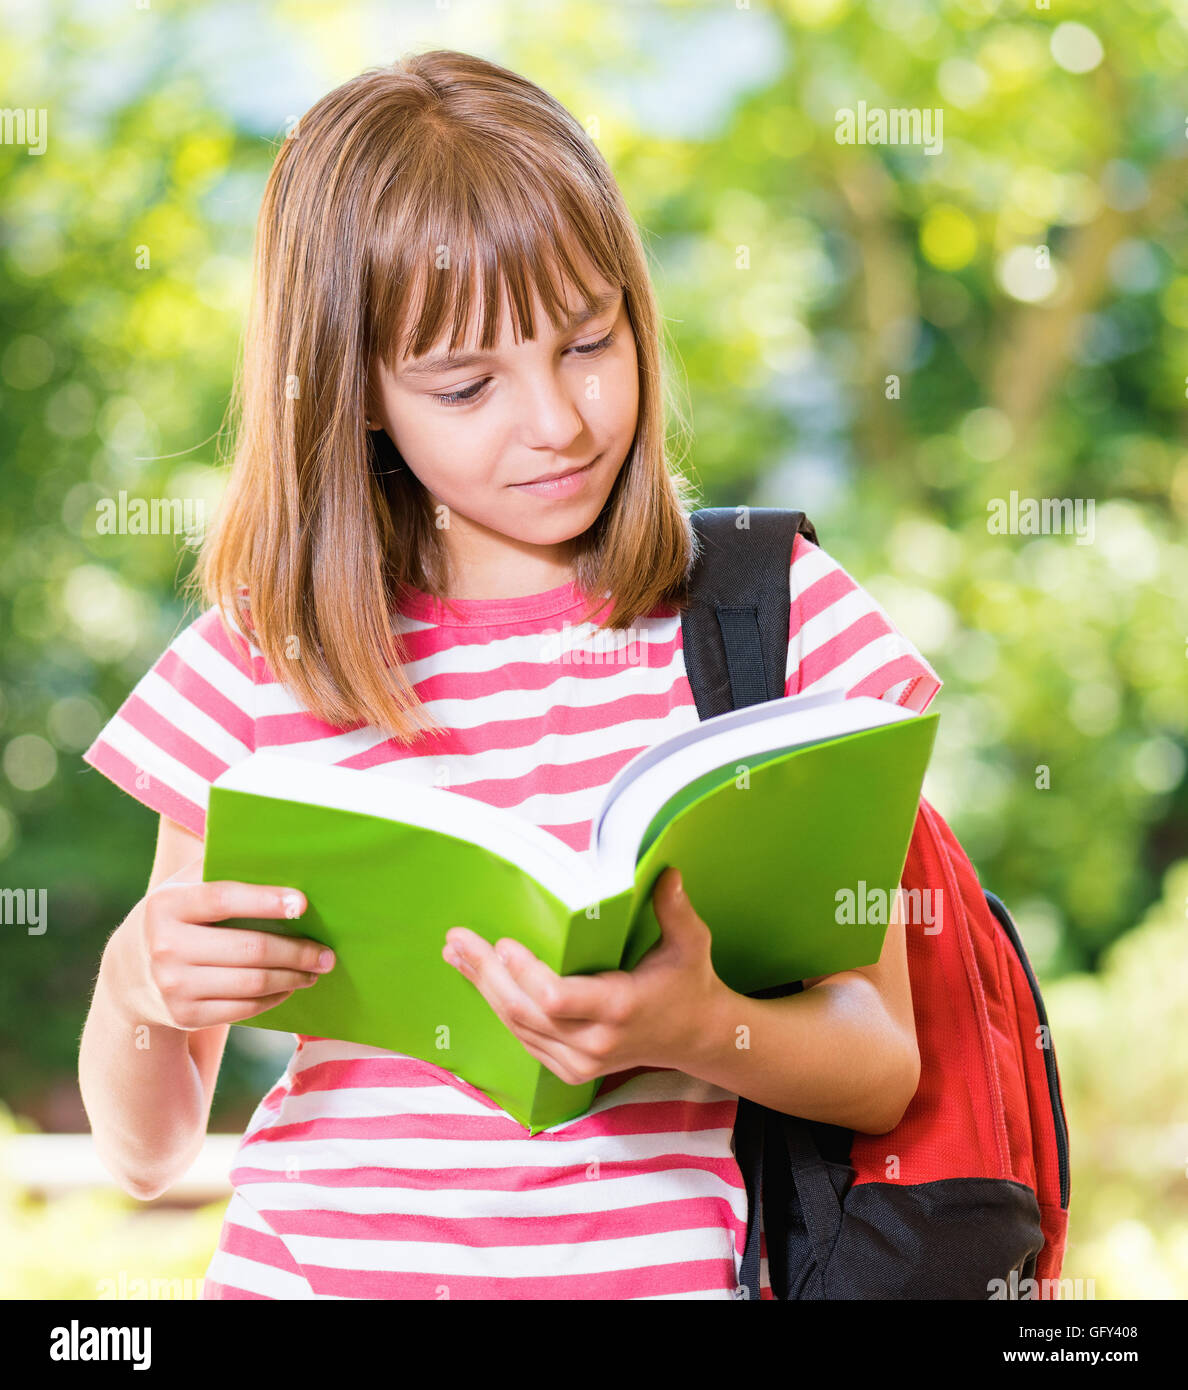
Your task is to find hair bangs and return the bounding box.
[368,151,626,377]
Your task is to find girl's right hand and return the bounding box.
[107,852,335,1031]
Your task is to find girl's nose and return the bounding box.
[517,371,586,452]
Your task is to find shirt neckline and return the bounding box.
[395,578,606,627]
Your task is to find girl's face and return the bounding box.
[368,271,639,593]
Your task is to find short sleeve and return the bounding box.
[785,533,942,714]
[81,605,258,839]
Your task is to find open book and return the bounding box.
[202,689,939,1133]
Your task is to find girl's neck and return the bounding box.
[443,536,579,601]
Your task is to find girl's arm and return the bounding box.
[705,917,922,1134]
[79,816,228,1199]
[78,814,329,1200]
[687,895,921,1135]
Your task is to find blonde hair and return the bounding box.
[189,48,699,743]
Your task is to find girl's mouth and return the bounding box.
[510,454,600,498]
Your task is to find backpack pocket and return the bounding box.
[766,1112,1047,1299]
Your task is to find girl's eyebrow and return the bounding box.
[398,288,622,380]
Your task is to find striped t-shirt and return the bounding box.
[83,532,941,1300]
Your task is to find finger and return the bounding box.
[501,1024,589,1087]
[650,866,694,920]
[183,964,323,999]
[494,937,618,1022]
[510,1014,610,1061]
[444,933,558,1035]
[444,941,599,1084]
[174,924,333,975]
[166,879,310,927]
[648,868,709,951]
[182,990,303,1027]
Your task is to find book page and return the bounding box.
[593,693,917,883]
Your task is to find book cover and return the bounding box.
[202,708,939,1133]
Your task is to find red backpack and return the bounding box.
[683,507,1070,1299]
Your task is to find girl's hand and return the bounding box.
[441,867,725,1086]
[106,851,336,1031]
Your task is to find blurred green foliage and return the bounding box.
[1048,862,1188,1297]
[0,0,1185,1296]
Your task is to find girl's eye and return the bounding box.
[572,329,616,357]
[430,331,617,408]
[433,379,488,408]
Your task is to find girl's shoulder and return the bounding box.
[81,599,260,839]
[785,532,943,713]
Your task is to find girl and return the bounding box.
[79,49,941,1300]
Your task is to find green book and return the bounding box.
[202,689,939,1134]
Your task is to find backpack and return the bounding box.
[680,506,1070,1300]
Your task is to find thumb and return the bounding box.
[651,868,707,947]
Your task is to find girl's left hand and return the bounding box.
[441,867,724,1086]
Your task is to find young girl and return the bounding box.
[79,49,941,1300]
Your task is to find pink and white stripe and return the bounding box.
[84,533,941,1299]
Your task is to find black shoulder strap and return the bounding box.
[679,505,820,1300]
[681,507,818,721]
